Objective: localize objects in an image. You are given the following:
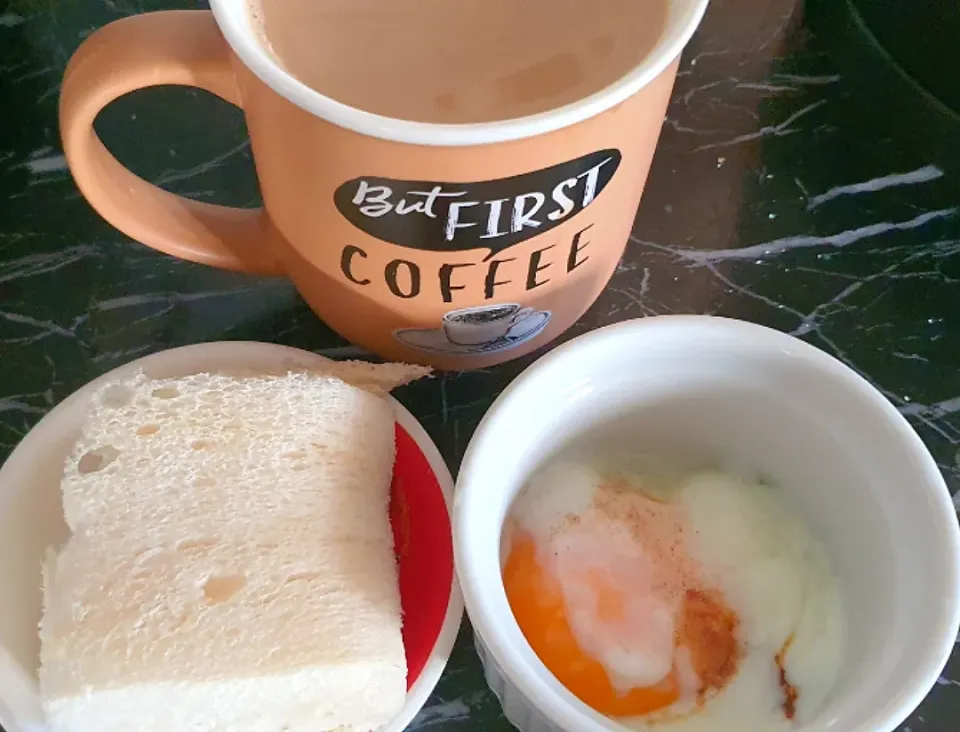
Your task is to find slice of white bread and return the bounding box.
[40,362,429,732]
[41,535,405,732]
[61,366,427,540]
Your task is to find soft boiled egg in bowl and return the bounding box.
[454,316,960,732]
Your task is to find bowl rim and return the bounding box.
[453,314,960,732]
[0,341,463,732]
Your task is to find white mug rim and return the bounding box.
[209,0,710,147]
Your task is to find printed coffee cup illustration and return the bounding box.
[57,2,709,369]
[397,305,551,356]
[443,304,534,346]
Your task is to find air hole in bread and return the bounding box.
[193,477,216,488]
[134,547,164,563]
[136,424,160,436]
[77,446,121,474]
[151,386,180,399]
[190,440,212,451]
[176,538,216,552]
[280,450,307,461]
[203,575,245,604]
[100,384,133,408]
[285,572,320,584]
[291,463,307,471]
[167,613,190,634]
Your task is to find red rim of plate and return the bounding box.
[390,422,455,689]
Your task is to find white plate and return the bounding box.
[0,341,463,732]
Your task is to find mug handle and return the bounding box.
[59,10,281,275]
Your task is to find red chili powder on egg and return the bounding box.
[678,588,741,700]
[591,477,701,596]
[775,634,799,719]
[591,477,742,701]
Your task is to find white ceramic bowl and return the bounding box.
[454,315,960,732]
[0,342,463,732]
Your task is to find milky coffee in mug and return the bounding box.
[58,0,709,369]
[248,0,669,124]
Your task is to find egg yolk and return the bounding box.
[503,531,740,718]
[503,533,680,716]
